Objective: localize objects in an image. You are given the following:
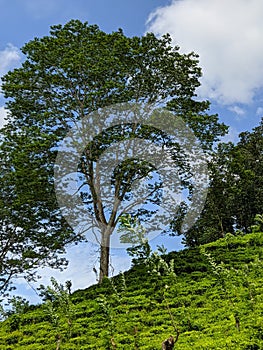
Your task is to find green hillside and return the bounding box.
[0,232,262,350]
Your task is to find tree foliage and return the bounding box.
[0,20,227,287]
[183,118,263,246]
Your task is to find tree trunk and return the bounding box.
[162,335,175,350]
[99,230,111,283]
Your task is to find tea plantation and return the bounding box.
[0,232,262,349]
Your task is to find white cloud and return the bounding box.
[220,126,240,144]
[228,106,246,121]
[256,107,263,116]
[11,242,132,304]
[228,106,245,116]
[0,106,8,129]
[34,243,99,292]
[0,44,21,77]
[0,45,21,122]
[147,0,263,105]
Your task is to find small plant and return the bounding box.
[96,272,127,349]
[96,295,117,349]
[0,296,30,318]
[38,277,75,349]
[250,214,263,233]
[200,247,255,332]
[0,303,5,321]
[145,247,179,348]
[0,295,30,332]
[118,214,151,266]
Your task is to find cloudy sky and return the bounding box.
[1,0,263,303]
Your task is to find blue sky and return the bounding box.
[1,0,263,303]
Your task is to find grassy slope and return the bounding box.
[0,232,262,350]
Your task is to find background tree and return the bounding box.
[231,120,263,231]
[183,118,263,246]
[0,20,227,285]
[0,138,72,295]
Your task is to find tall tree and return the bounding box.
[183,118,263,246]
[231,119,263,231]
[0,20,227,284]
[182,142,236,246]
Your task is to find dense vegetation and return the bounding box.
[0,19,262,350]
[0,231,262,349]
[1,19,262,294]
[0,19,227,290]
[180,119,263,246]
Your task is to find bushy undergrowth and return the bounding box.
[0,232,262,349]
